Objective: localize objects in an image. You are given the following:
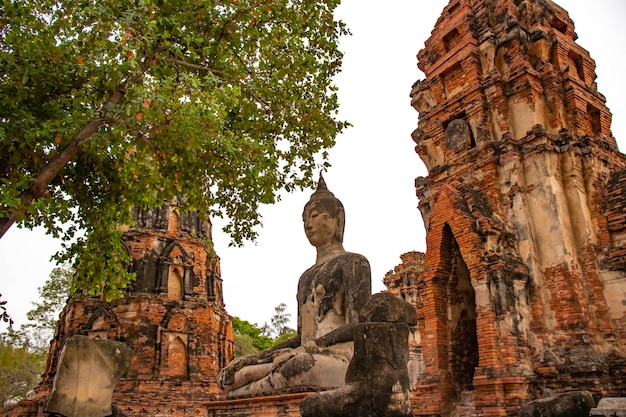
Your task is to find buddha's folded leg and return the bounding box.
[223,362,273,392]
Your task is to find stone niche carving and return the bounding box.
[445,119,474,151]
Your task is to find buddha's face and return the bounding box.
[302,203,339,248]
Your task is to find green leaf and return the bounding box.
[0,0,349,298]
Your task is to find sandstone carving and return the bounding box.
[518,391,595,417]
[218,174,371,396]
[45,335,132,417]
[300,292,416,417]
[590,397,626,417]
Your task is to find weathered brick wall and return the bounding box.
[402,0,626,416]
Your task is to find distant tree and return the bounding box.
[0,334,46,408]
[269,302,295,339]
[0,0,348,300]
[233,334,258,357]
[231,316,273,355]
[0,264,72,406]
[22,264,73,348]
[273,329,298,346]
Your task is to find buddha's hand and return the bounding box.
[218,353,260,388]
[271,348,297,369]
[218,365,234,388]
[303,340,322,354]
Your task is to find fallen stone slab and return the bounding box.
[519,391,595,417]
[590,397,626,417]
[45,335,132,417]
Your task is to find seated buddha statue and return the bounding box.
[218,175,372,396]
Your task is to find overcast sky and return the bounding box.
[1,0,625,331]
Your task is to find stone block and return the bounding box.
[301,322,413,417]
[45,335,132,417]
[590,397,626,417]
[518,391,595,417]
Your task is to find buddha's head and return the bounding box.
[302,174,345,247]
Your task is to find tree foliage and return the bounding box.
[231,316,273,355]
[22,264,73,347]
[0,294,13,329]
[231,302,296,356]
[0,0,348,299]
[0,334,46,408]
[268,302,294,339]
[0,264,71,406]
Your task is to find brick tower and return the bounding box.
[406,0,626,415]
[27,203,234,416]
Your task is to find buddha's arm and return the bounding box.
[345,255,372,323]
[219,334,301,388]
[313,323,355,347]
[256,334,301,360]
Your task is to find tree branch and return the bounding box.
[1,91,124,238]
[0,55,157,238]
[215,0,272,45]
[160,57,269,107]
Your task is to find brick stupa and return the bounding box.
[1,203,234,417]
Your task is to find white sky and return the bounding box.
[1,0,625,331]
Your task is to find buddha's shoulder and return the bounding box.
[301,252,370,278]
[328,252,370,267]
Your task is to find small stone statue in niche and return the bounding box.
[218,174,371,396]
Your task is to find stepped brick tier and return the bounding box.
[205,392,311,417]
[388,0,626,416]
[1,203,234,417]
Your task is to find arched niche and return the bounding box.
[157,241,195,299]
[85,304,120,341]
[443,224,478,394]
[167,335,188,378]
[168,265,184,301]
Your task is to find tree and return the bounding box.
[0,264,72,406]
[0,0,348,299]
[0,294,13,329]
[231,316,274,355]
[268,302,294,339]
[231,303,296,356]
[0,334,46,408]
[22,264,73,348]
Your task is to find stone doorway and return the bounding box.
[443,225,479,396]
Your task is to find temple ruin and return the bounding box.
[2,0,625,416]
[387,0,626,415]
[1,204,234,416]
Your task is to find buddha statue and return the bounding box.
[218,175,372,396]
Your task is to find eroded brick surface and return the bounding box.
[392,0,626,416]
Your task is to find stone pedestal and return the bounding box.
[205,392,310,417]
[590,398,626,417]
